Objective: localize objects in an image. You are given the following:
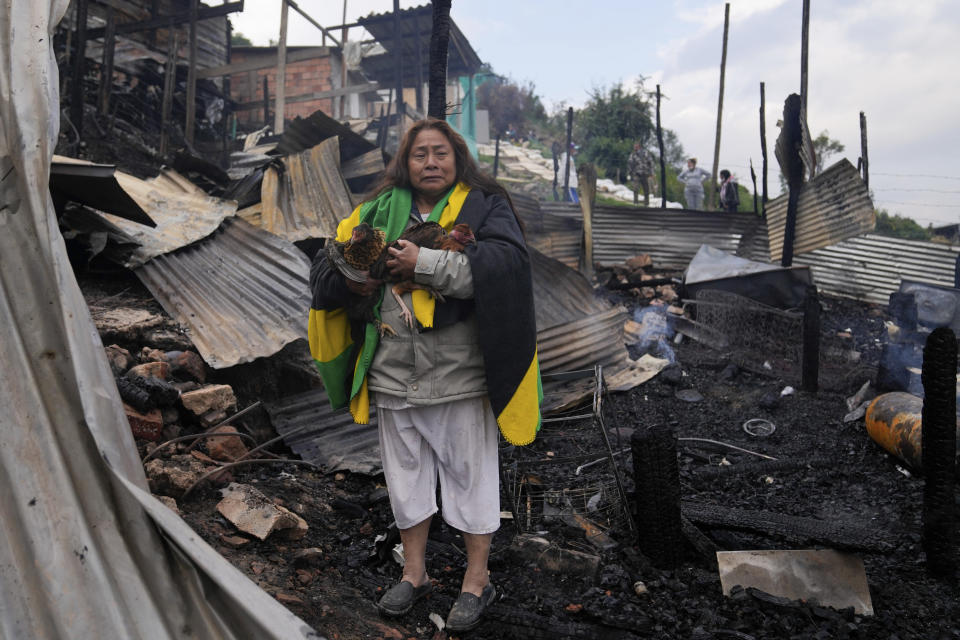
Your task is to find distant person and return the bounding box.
[550,141,562,201]
[627,142,654,206]
[677,157,711,210]
[558,143,579,204]
[718,169,740,212]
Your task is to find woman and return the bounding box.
[308,119,541,632]
[677,157,712,210]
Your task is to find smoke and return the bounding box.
[629,306,676,364]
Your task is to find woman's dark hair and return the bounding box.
[366,118,522,232]
[720,169,731,180]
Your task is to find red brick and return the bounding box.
[124,403,164,441]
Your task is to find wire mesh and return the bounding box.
[500,367,634,546]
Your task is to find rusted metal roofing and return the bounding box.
[259,137,354,242]
[518,197,583,269]
[275,108,378,159]
[531,247,607,328]
[135,217,311,369]
[264,389,382,475]
[766,159,875,262]
[91,167,238,267]
[795,233,960,305]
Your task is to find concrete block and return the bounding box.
[126,361,170,380]
[217,483,309,541]
[206,425,249,462]
[181,384,236,417]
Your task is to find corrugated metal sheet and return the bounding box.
[766,159,875,261]
[275,108,377,159]
[96,168,237,267]
[531,247,607,328]
[517,196,583,269]
[795,233,960,305]
[136,217,311,369]
[264,389,382,475]
[50,156,155,226]
[588,205,764,269]
[260,136,354,242]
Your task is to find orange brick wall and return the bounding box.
[230,52,336,126]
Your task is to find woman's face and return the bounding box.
[407,128,457,198]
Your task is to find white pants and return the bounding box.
[377,396,501,534]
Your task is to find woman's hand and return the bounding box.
[345,274,383,296]
[386,239,420,280]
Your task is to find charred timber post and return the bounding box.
[709,2,730,211]
[563,107,573,200]
[274,0,289,135]
[779,94,804,267]
[954,254,960,289]
[415,29,424,112]
[493,134,500,178]
[801,284,820,392]
[921,327,958,578]
[656,84,667,209]
[184,0,198,145]
[579,163,597,278]
[393,0,404,138]
[760,82,768,207]
[750,159,758,215]
[427,0,452,119]
[859,111,869,190]
[70,0,89,141]
[262,76,269,126]
[159,31,180,156]
[98,7,116,117]
[339,0,349,118]
[800,0,810,116]
[631,425,682,568]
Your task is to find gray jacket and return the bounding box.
[677,166,711,192]
[367,218,486,405]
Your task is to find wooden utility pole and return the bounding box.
[562,107,574,200]
[159,31,180,156]
[70,0,89,140]
[800,0,810,117]
[760,82,768,206]
[98,6,116,116]
[710,2,730,210]
[185,0,198,145]
[656,84,667,209]
[275,0,289,134]
[428,0,452,119]
[860,111,869,190]
[338,0,349,118]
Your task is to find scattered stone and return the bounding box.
[95,308,164,343]
[142,328,193,351]
[124,403,164,441]
[171,380,201,394]
[334,473,346,482]
[292,548,325,569]
[640,287,656,298]
[661,364,683,386]
[275,592,304,606]
[206,425,248,461]
[217,483,308,541]
[221,534,251,549]
[139,347,166,363]
[626,254,653,270]
[154,494,180,514]
[144,455,209,498]
[126,361,170,380]
[676,389,704,403]
[168,350,207,383]
[181,384,236,416]
[296,569,314,585]
[104,344,134,375]
[657,285,679,303]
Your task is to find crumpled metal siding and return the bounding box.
[99,167,238,267]
[766,159,875,262]
[136,217,311,368]
[0,3,318,637]
[588,204,763,269]
[795,233,960,305]
[531,247,608,329]
[260,136,354,241]
[265,389,382,475]
[521,199,583,269]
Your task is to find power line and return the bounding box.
[872,172,960,181]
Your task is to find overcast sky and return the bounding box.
[232,1,960,227]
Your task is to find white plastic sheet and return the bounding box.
[0,4,320,638]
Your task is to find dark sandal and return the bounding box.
[377,580,433,616]
[445,583,497,632]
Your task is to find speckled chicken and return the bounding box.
[325,221,475,334]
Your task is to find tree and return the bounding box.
[476,76,546,137]
[570,81,681,180]
[874,209,931,241]
[231,32,253,46]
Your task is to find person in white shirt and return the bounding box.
[556,143,579,203]
[677,157,711,210]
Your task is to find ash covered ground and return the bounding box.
[156,288,959,640]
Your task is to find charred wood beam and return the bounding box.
[286,0,341,48]
[98,6,116,116]
[759,82,768,206]
[656,84,666,209]
[682,502,896,552]
[198,47,332,79]
[427,0,452,119]
[70,0,89,140]
[632,425,682,568]
[159,31,179,156]
[921,327,957,577]
[184,0,198,145]
[776,93,804,267]
[85,2,243,41]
